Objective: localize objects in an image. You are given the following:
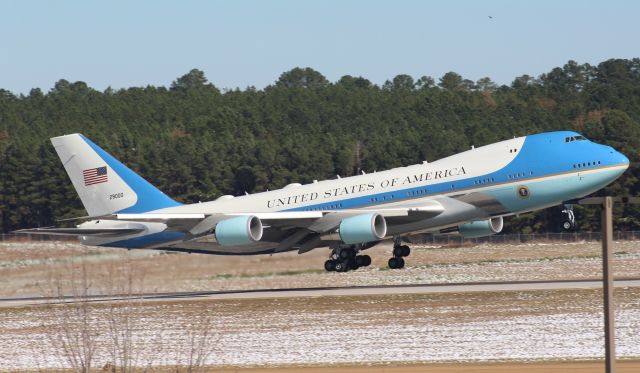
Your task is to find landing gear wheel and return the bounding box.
[393,245,411,257]
[355,254,372,267]
[392,246,403,257]
[388,257,397,269]
[400,245,410,257]
[334,261,348,272]
[388,257,405,269]
[562,220,574,231]
[363,255,372,266]
[324,259,336,272]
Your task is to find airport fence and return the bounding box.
[2,230,640,245]
[416,230,640,246]
[0,233,77,242]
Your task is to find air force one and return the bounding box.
[18,131,629,272]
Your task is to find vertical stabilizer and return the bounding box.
[50,134,181,216]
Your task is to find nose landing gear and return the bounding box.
[561,204,576,231]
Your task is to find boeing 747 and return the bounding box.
[18,131,629,272]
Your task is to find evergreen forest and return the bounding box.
[1,58,639,234]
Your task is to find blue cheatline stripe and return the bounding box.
[285,131,627,212]
[100,231,186,248]
[80,135,182,213]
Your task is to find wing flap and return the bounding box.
[14,227,145,237]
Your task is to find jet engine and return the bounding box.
[215,215,263,246]
[336,213,387,244]
[458,217,503,238]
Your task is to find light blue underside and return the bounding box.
[486,168,625,212]
[104,231,186,248]
[339,213,379,244]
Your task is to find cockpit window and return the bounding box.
[565,135,588,143]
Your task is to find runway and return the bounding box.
[2,278,639,308]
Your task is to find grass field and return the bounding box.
[2,239,640,297]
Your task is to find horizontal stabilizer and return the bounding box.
[14,227,145,237]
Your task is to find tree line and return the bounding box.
[1,59,639,233]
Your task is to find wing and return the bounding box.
[98,199,446,253]
[15,199,449,254]
[106,198,445,234]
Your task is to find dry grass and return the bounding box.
[2,240,640,297]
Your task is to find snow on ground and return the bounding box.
[1,290,639,370]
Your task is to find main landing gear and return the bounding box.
[561,204,576,231]
[324,238,413,272]
[389,238,411,269]
[324,246,372,272]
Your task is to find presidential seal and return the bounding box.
[517,185,530,199]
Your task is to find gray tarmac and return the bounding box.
[1,278,639,308]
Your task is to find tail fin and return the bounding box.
[50,134,181,216]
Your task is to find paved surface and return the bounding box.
[201,361,640,373]
[2,278,639,308]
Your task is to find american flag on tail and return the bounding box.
[83,166,108,186]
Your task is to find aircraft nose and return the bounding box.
[606,145,629,168]
[617,151,630,168]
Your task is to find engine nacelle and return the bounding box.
[215,215,263,246]
[338,213,387,244]
[458,217,503,238]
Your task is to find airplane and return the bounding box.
[17,131,629,272]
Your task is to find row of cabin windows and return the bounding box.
[407,189,428,197]
[369,194,395,203]
[573,160,601,169]
[508,171,533,179]
[306,203,343,211]
[509,148,518,153]
[565,135,587,142]
[474,178,495,185]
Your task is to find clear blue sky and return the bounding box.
[1,0,638,94]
